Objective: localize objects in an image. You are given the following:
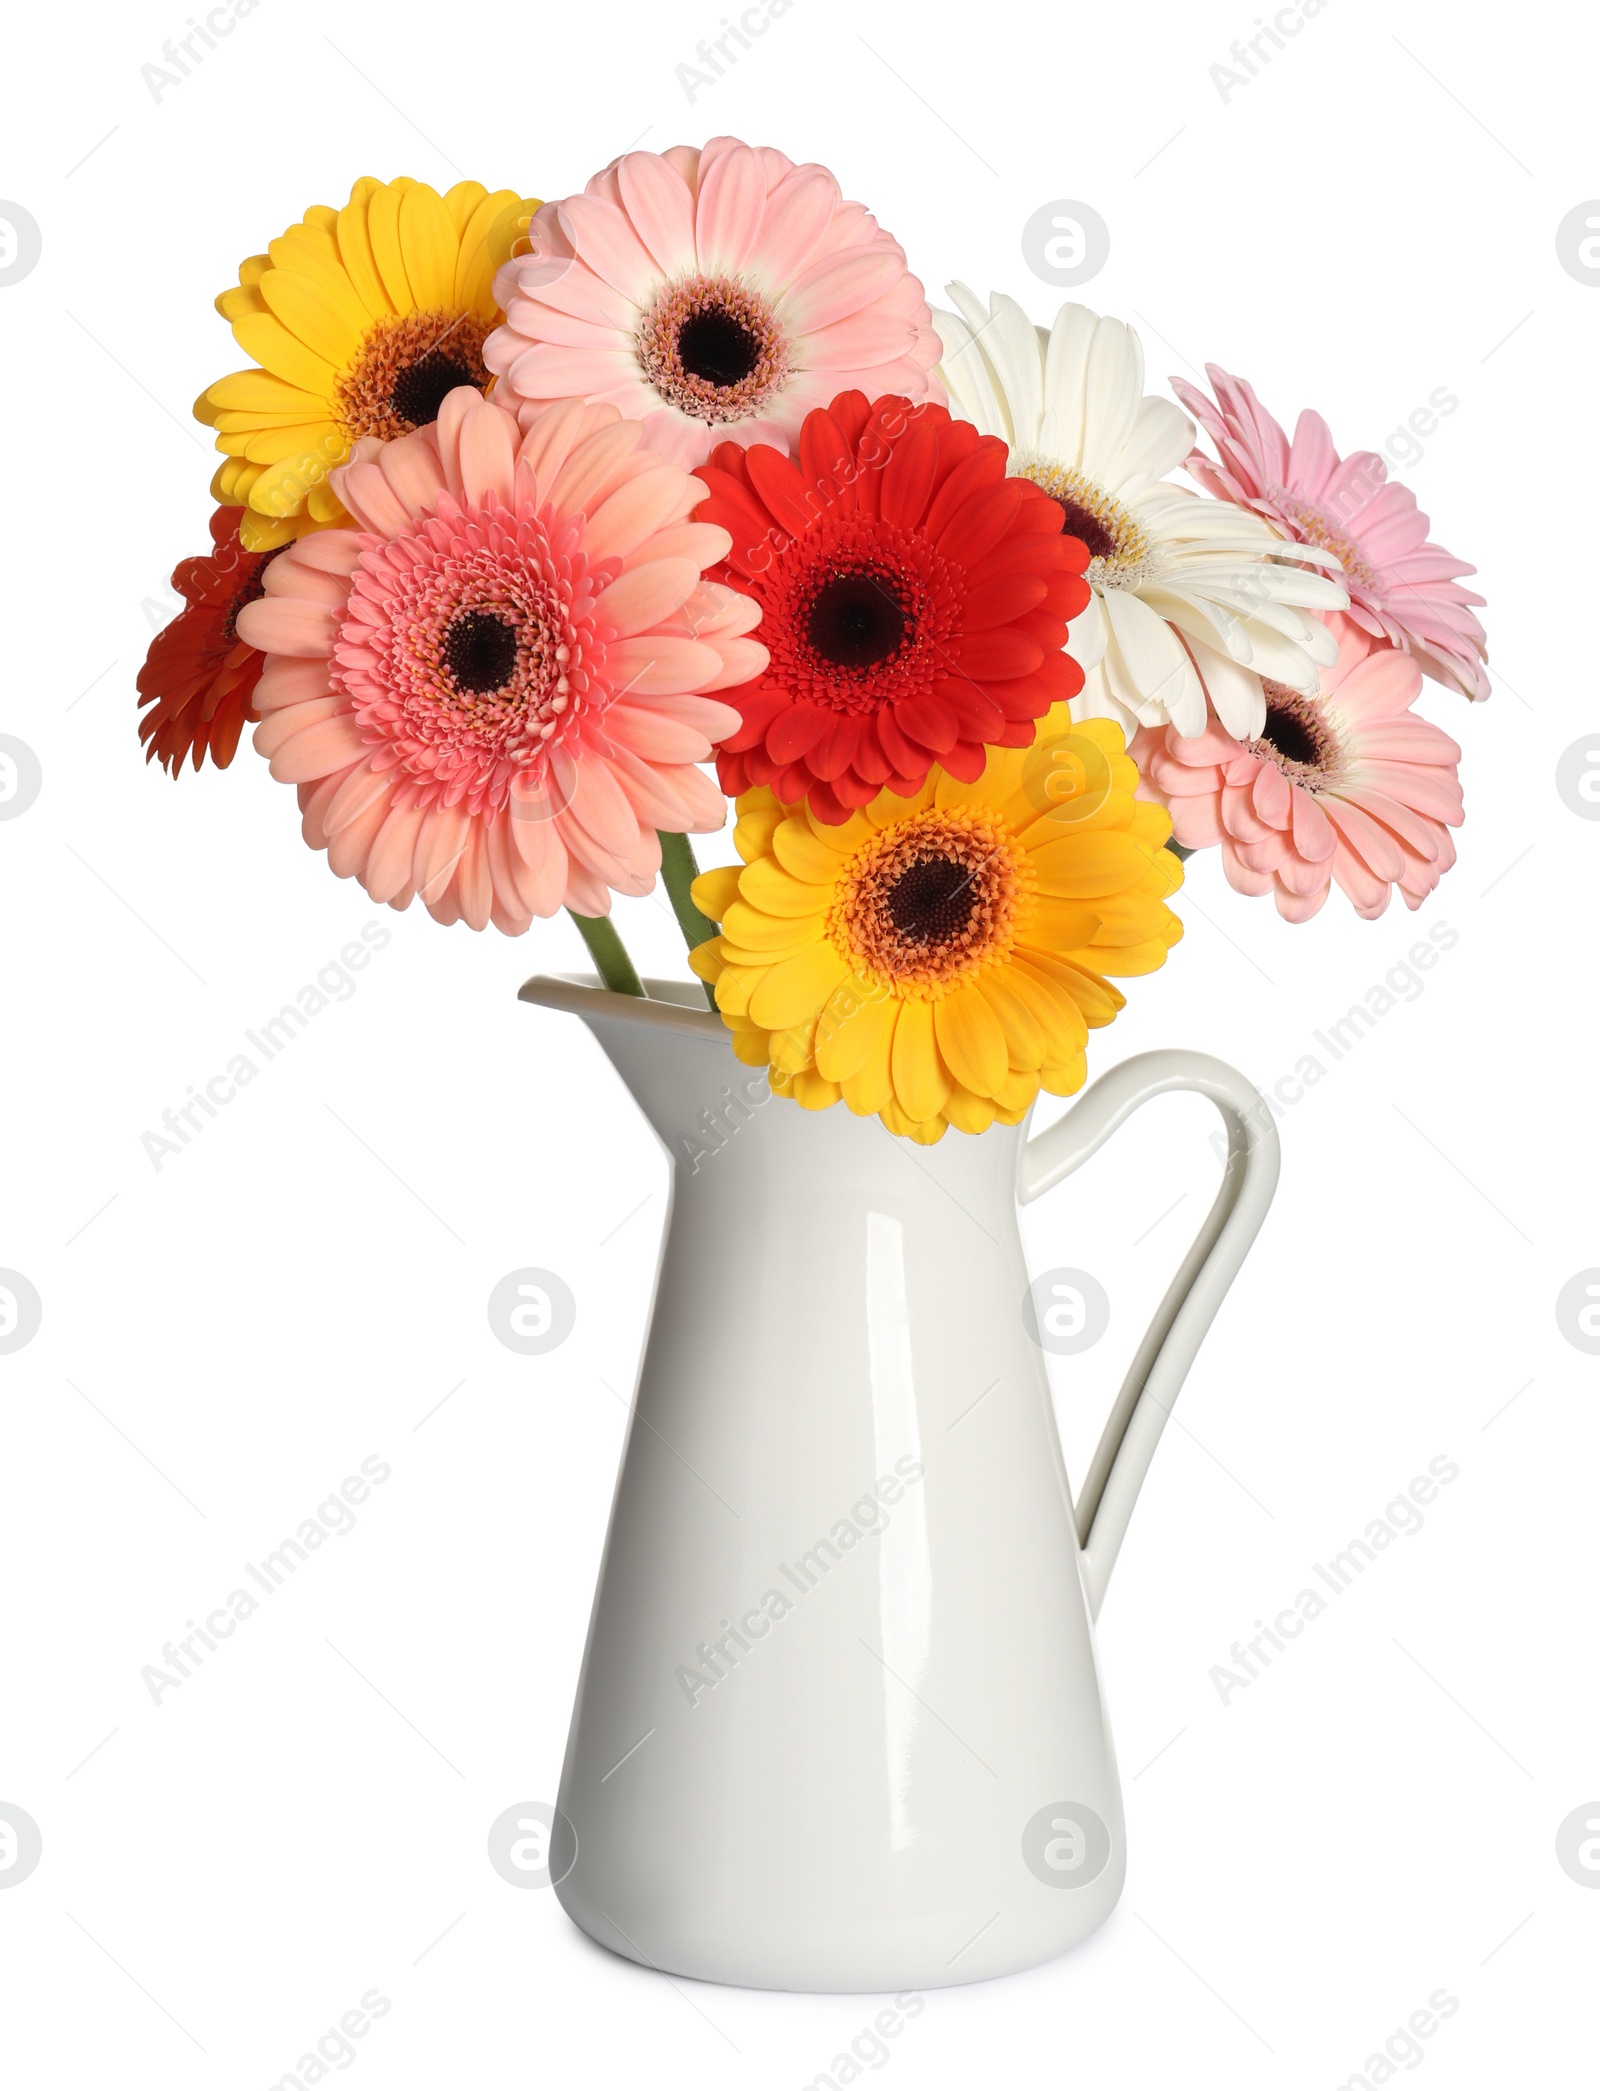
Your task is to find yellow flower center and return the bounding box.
[828,806,1034,997]
[333,309,493,442]
[1270,493,1381,593]
[1011,455,1154,591]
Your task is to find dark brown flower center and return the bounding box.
[637,275,790,425]
[1052,496,1117,562]
[1014,459,1153,590]
[806,571,908,670]
[391,350,479,431]
[223,546,283,642]
[334,309,493,443]
[1253,680,1338,784]
[1258,703,1319,766]
[676,307,760,388]
[442,609,520,695]
[830,807,1033,992]
[885,856,979,946]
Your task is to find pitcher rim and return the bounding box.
[518,971,726,1039]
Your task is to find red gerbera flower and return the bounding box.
[136,507,281,775]
[692,390,1091,822]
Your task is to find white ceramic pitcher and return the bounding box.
[520,973,1280,1993]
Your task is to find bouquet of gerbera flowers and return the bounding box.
[138,139,1487,1145]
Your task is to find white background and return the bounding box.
[2,0,1596,2083]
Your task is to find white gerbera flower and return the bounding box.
[932,286,1349,740]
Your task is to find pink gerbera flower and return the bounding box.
[1171,365,1489,702]
[485,137,943,469]
[237,388,766,931]
[1132,614,1463,922]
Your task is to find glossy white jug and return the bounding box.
[520,974,1280,1992]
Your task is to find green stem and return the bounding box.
[657,830,719,1010]
[568,910,645,997]
[1165,837,1195,862]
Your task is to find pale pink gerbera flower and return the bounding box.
[485,136,942,468]
[1132,614,1463,922]
[237,388,766,931]
[1171,365,1489,702]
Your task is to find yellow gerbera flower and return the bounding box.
[195,175,540,552]
[688,713,1184,1144]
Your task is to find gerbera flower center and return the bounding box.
[334,310,493,442]
[391,350,477,430]
[637,275,790,425]
[1269,492,1381,594]
[746,519,957,721]
[806,571,908,669]
[886,856,980,943]
[677,307,759,386]
[333,492,613,817]
[1253,680,1340,787]
[830,807,1032,994]
[1011,455,1155,591]
[222,545,284,642]
[442,608,521,694]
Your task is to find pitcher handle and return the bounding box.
[1018,1049,1281,1620]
